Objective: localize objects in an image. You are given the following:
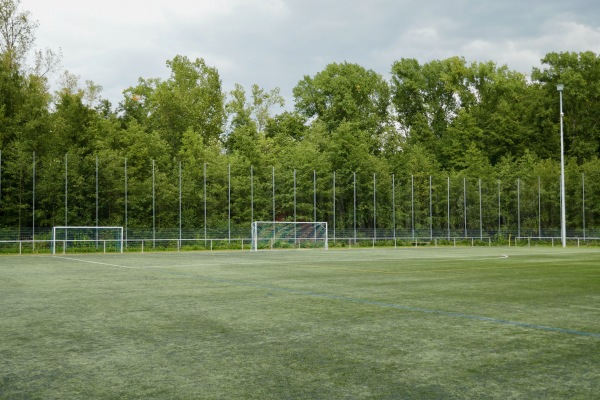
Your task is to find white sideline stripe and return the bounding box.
[53,256,138,269]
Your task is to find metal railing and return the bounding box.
[2,235,600,255]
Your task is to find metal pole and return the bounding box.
[313,170,317,242]
[582,172,586,240]
[228,164,231,243]
[179,161,182,245]
[272,166,275,241]
[125,158,128,249]
[251,165,254,225]
[392,174,396,242]
[430,176,433,240]
[314,170,317,224]
[333,171,336,243]
[447,176,450,240]
[557,84,566,247]
[538,176,542,238]
[479,178,482,240]
[517,178,521,239]
[353,172,357,243]
[152,159,155,249]
[64,153,68,253]
[65,153,68,226]
[411,175,414,240]
[32,152,35,251]
[294,169,297,244]
[498,180,501,236]
[204,163,207,240]
[373,173,376,242]
[96,155,99,247]
[464,177,467,238]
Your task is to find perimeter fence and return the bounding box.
[1,227,600,254]
[2,152,600,254]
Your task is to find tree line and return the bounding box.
[1,0,600,239]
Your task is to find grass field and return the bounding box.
[1,247,599,399]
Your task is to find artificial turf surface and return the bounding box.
[1,247,599,399]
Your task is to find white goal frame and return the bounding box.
[251,221,328,251]
[52,226,124,254]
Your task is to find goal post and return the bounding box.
[52,226,124,254]
[251,221,328,251]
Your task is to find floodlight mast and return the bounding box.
[557,83,566,248]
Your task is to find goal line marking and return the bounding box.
[53,256,139,269]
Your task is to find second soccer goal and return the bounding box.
[251,221,328,251]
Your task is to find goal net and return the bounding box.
[251,221,328,251]
[52,226,124,254]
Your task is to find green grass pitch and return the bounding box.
[1,247,599,399]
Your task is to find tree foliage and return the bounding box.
[2,0,600,238]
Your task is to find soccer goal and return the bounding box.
[251,221,328,251]
[52,226,124,254]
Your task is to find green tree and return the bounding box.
[293,62,390,150]
[390,57,469,164]
[121,56,225,157]
[464,61,532,164]
[0,0,37,70]
[532,51,600,162]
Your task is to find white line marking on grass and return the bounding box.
[53,256,139,269]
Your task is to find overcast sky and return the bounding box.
[22,0,600,109]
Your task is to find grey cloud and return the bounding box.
[25,0,600,108]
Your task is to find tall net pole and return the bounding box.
[373,173,376,243]
[333,171,336,244]
[447,177,450,240]
[353,172,357,243]
[0,150,2,207]
[32,152,35,251]
[204,163,207,240]
[313,170,316,223]
[228,164,231,243]
[392,174,396,243]
[293,169,296,224]
[583,172,586,240]
[464,177,467,238]
[314,170,317,241]
[411,175,415,240]
[558,85,566,247]
[479,178,483,240]
[152,159,155,249]
[125,158,128,250]
[96,155,99,247]
[272,166,275,241]
[498,180,501,237]
[517,178,521,238]
[64,153,68,251]
[251,165,254,225]
[538,177,542,238]
[430,176,433,240]
[179,161,182,248]
[272,166,275,222]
